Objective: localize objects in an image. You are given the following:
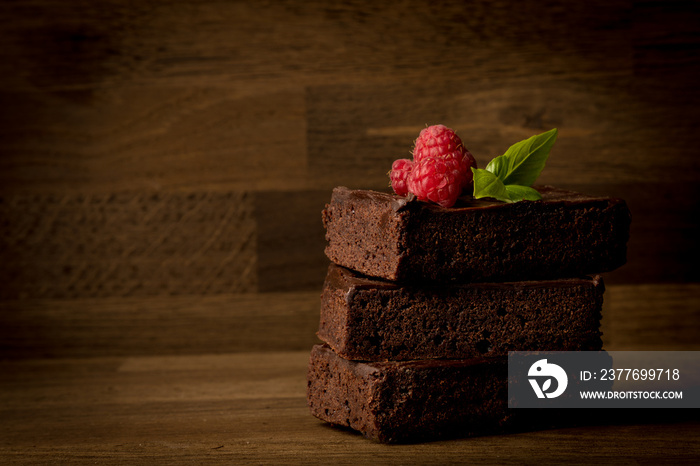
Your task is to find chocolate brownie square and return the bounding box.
[306,344,512,443]
[319,264,604,361]
[322,186,630,283]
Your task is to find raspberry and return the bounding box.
[389,158,413,196]
[441,152,472,191]
[406,157,463,208]
[413,124,477,189]
[413,124,466,161]
[388,124,477,207]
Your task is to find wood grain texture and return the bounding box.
[0,1,635,89]
[0,292,322,359]
[601,283,700,351]
[0,87,308,194]
[254,190,330,292]
[1,351,698,464]
[0,191,256,299]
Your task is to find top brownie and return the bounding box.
[322,185,631,283]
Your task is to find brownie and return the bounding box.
[306,344,513,443]
[322,185,631,283]
[318,264,604,361]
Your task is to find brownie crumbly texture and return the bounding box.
[306,344,512,443]
[318,264,605,361]
[322,186,631,283]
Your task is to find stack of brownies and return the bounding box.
[306,185,631,443]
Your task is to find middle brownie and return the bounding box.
[319,264,605,361]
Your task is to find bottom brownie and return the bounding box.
[306,344,514,443]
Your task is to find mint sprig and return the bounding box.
[472,128,558,203]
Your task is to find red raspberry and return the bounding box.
[414,124,466,161]
[413,124,477,188]
[389,158,413,196]
[441,152,473,191]
[407,157,463,208]
[388,125,477,207]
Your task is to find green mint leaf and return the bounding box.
[485,128,558,187]
[505,184,542,202]
[471,168,512,203]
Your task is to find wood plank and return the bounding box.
[0,293,322,359]
[601,283,700,351]
[255,190,330,292]
[0,87,308,194]
[0,1,634,92]
[0,351,698,464]
[0,191,257,299]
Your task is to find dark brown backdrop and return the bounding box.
[1,0,699,358]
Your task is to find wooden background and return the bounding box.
[1,0,699,358]
[1,1,700,463]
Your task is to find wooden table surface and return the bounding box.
[1,351,699,465]
[2,283,699,465]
